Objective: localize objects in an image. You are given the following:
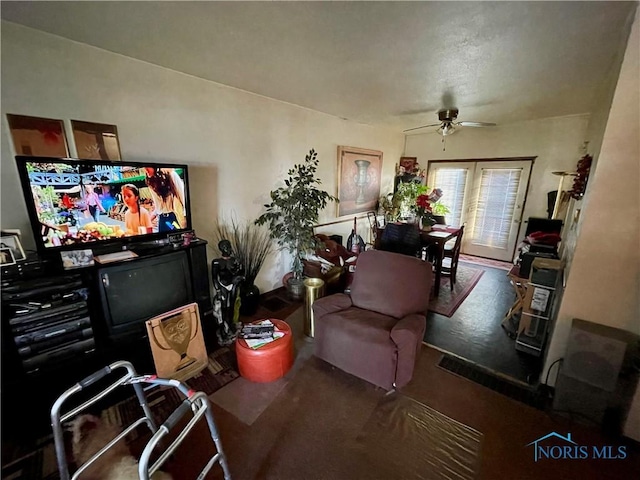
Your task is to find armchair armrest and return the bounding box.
[390,313,427,388]
[312,293,353,321]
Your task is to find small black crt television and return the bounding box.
[97,251,193,338]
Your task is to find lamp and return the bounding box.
[551,171,578,219]
[437,121,456,151]
[437,122,456,137]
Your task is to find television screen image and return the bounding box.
[15,157,191,251]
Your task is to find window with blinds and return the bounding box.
[431,168,468,227]
[471,168,522,249]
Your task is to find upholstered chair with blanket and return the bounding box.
[312,249,433,390]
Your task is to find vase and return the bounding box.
[419,216,432,232]
[239,281,260,316]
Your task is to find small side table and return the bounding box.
[501,265,527,339]
[236,319,294,382]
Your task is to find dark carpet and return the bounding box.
[259,287,295,313]
[0,348,239,480]
[438,354,547,409]
[210,355,482,480]
[355,393,482,479]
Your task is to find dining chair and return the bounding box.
[442,225,464,290]
[378,222,422,258]
[366,211,383,249]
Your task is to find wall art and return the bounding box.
[71,120,122,160]
[337,146,383,217]
[7,114,69,157]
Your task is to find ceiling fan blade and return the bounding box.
[403,122,442,132]
[457,121,497,127]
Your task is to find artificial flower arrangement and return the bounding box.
[415,188,443,227]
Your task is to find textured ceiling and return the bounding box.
[1,1,636,132]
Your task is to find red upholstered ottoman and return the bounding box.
[236,319,294,382]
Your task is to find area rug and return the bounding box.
[0,438,58,480]
[1,347,239,480]
[354,393,482,480]
[102,346,239,434]
[210,307,313,425]
[438,354,546,409]
[459,254,512,270]
[428,264,484,317]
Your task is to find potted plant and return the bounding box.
[256,148,338,299]
[431,201,451,225]
[392,182,428,221]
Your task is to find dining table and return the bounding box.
[375,223,463,296]
[419,225,463,296]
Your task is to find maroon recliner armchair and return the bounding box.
[312,250,432,390]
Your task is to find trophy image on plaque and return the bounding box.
[146,303,207,381]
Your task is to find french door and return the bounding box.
[428,160,532,261]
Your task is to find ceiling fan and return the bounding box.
[404,108,496,135]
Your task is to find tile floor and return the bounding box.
[425,261,543,384]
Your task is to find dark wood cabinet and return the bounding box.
[1,239,213,434]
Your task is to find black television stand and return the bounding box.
[123,238,169,251]
[1,239,215,431]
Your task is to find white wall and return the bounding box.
[0,22,403,292]
[543,9,640,384]
[404,114,589,236]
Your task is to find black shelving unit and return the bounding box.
[515,259,563,357]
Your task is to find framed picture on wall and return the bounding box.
[71,120,122,160]
[6,114,69,157]
[337,146,383,217]
[398,156,417,174]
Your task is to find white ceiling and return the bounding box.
[1,1,637,132]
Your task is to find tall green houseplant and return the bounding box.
[256,148,338,284]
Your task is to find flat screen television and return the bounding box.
[15,156,192,253]
[97,251,193,338]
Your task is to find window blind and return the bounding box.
[431,168,468,227]
[471,168,522,249]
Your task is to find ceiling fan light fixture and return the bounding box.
[438,123,456,136]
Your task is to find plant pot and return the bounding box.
[282,272,294,287]
[239,281,260,316]
[286,277,305,300]
[418,216,432,232]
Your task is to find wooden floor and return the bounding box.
[163,292,639,480]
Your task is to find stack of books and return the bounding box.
[240,323,275,339]
[240,320,285,349]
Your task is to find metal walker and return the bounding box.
[51,360,232,480]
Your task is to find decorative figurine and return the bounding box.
[211,239,245,345]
